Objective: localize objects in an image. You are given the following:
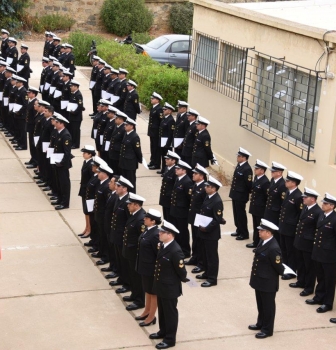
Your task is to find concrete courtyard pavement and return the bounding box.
[0,42,335,349]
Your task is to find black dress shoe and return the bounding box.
[24,161,32,165]
[38,183,48,188]
[156,171,163,174]
[191,267,204,274]
[231,232,239,237]
[101,267,112,272]
[248,324,262,331]
[33,175,42,180]
[289,282,304,288]
[96,260,108,266]
[9,138,16,141]
[116,287,130,294]
[26,164,37,169]
[135,314,149,321]
[55,205,68,210]
[149,165,160,170]
[126,303,144,311]
[236,235,249,241]
[91,252,101,258]
[246,243,257,248]
[43,187,51,191]
[105,272,119,279]
[123,295,134,302]
[305,299,323,305]
[50,196,58,200]
[51,201,61,205]
[201,281,217,287]
[139,317,157,327]
[316,305,332,313]
[300,290,313,297]
[156,342,173,349]
[34,170,40,174]
[15,147,27,150]
[89,113,95,116]
[149,333,165,340]
[196,274,208,280]
[84,242,93,247]
[47,192,56,196]
[80,234,91,239]
[330,318,336,324]
[109,280,122,287]
[88,248,99,253]
[36,180,45,184]
[252,248,257,253]
[281,274,296,280]
[185,258,197,266]
[255,332,270,339]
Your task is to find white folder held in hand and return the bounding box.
[194,214,212,227]
[86,199,94,212]
[104,141,110,151]
[142,157,149,169]
[89,81,96,89]
[34,136,40,146]
[13,103,22,113]
[17,64,24,72]
[46,147,54,159]
[61,100,69,110]
[173,138,183,148]
[282,264,297,276]
[160,137,168,147]
[67,102,78,112]
[54,90,62,98]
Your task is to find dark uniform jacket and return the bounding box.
[78,160,94,197]
[159,166,177,208]
[68,90,84,122]
[147,104,163,137]
[17,52,31,81]
[1,38,9,59]
[90,65,99,87]
[173,112,188,141]
[85,174,99,201]
[182,121,197,158]
[279,188,303,237]
[40,67,49,92]
[119,130,142,170]
[63,52,75,74]
[294,204,323,252]
[108,124,126,161]
[91,111,103,139]
[264,177,287,214]
[188,181,207,225]
[0,71,6,93]
[122,208,146,260]
[249,175,270,217]
[136,226,160,276]
[95,111,108,149]
[229,162,253,202]
[198,192,223,240]
[104,191,118,235]
[124,89,141,121]
[101,118,115,152]
[106,77,120,96]
[250,237,284,292]
[101,73,112,92]
[26,97,37,133]
[93,68,105,97]
[159,114,175,148]
[53,44,61,59]
[6,46,18,69]
[110,194,131,246]
[170,174,193,218]
[61,81,71,105]
[113,78,128,111]
[312,211,336,264]
[191,129,214,168]
[37,117,53,150]
[94,179,110,216]
[33,113,45,137]
[54,128,72,168]
[153,240,188,298]
[13,86,28,119]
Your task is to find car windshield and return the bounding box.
[146,36,169,49]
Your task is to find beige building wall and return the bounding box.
[189,0,336,195]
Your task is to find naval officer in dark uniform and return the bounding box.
[149,220,189,350]
[246,160,270,249]
[230,147,253,241]
[181,108,198,167]
[292,188,322,296]
[173,100,189,157]
[249,219,284,339]
[307,193,336,318]
[124,79,141,121]
[279,170,303,280]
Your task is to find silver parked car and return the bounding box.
[136,34,192,71]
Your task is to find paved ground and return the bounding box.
[0,42,335,349]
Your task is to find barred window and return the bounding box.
[221,45,246,89]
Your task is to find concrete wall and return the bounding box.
[189,2,336,195]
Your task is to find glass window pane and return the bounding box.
[193,35,218,80]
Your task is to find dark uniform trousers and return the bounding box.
[159,166,177,221]
[85,174,100,249]
[158,114,175,172]
[104,192,118,272]
[250,238,284,336]
[249,175,270,246]
[294,204,322,292]
[198,192,223,283]
[229,162,253,238]
[279,188,303,272]
[122,208,146,306]
[169,175,193,257]
[173,112,187,157]
[311,211,336,307]
[264,177,287,243]
[153,240,187,346]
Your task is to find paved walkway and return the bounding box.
[0,42,335,349]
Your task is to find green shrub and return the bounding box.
[27,13,76,33]
[169,2,194,35]
[131,31,153,45]
[68,32,105,66]
[0,0,29,36]
[133,64,189,109]
[100,0,153,36]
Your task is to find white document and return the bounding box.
[282,263,297,276]
[54,90,62,98]
[17,64,24,72]
[110,95,120,103]
[89,81,96,89]
[50,153,64,165]
[49,86,56,94]
[61,100,69,110]
[186,277,198,288]
[0,92,3,101]
[44,82,50,90]
[46,147,54,159]
[160,137,168,147]
[142,157,149,169]
[34,136,40,146]
[86,199,94,213]
[9,103,14,111]
[104,141,110,151]
[39,85,44,92]
[42,142,50,153]
[67,102,78,112]
[3,97,8,106]
[194,214,213,227]
[101,90,108,99]
[93,129,97,139]
[99,135,103,145]
[6,57,13,64]
[13,103,22,113]
[173,138,183,148]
